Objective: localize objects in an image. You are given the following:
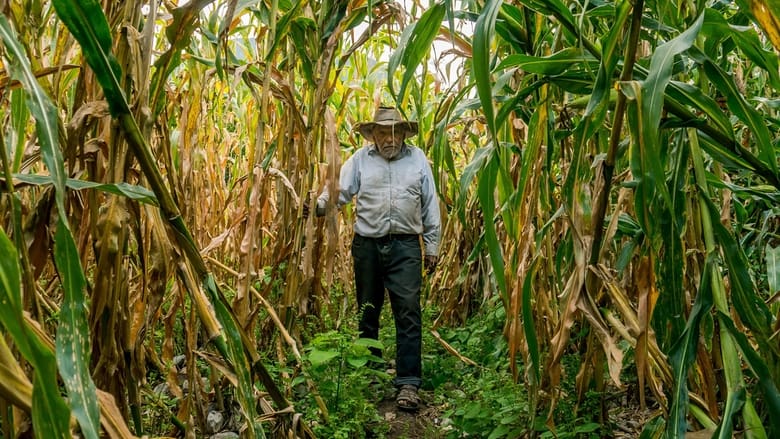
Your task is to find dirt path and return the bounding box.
[374,389,445,438]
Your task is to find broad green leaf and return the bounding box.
[50,0,126,116]
[643,14,704,134]
[701,9,780,89]
[12,173,159,206]
[522,259,540,383]
[639,416,665,439]
[478,154,507,300]
[0,16,67,219]
[346,357,367,368]
[714,386,746,439]
[308,349,340,366]
[585,0,631,119]
[50,4,267,437]
[706,176,779,205]
[702,196,775,354]
[638,13,704,211]
[690,47,779,179]
[355,338,384,350]
[203,275,263,438]
[472,0,503,144]
[495,3,528,53]
[460,146,495,199]
[767,244,780,295]
[0,230,71,438]
[54,219,101,439]
[718,313,780,436]
[517,0,577,37]
[1,16,98,438]
[387,2,445,103]
[743,398,768,439]
[10,88,28,173]
[666,81,732,138]
[32,365,72,439]
[496,48,596,76]
[0,230,30,359]
[653,130,689,351]
[666,255,714,439]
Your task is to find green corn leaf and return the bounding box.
[0,16,67,218]
[666,81,733,138]
[50,0,126,116]
[472,0,503,144]
[203,275,263,438]
[696,134,755,172]
[12,173,159,206]
[1,15,99,438]
[639,13,704,209]
[622,81,657,247]
[643,14,704,134]
[743,398,768,439]
[702,196,775,354]
[477,153,507,301]
[0,230,71,438]
[31,366,72,439]
[654,131,689,350]
[495,3,529,53]
[517,0,577,37]
[767,244,780,296]
[522,259,540,383]
[706,176,779,204]
[702,9,780,90]
[10,88,29,173]
[53,218,101,439]
[639,416,665,439]
[460,146,495,199]
[496,48,596,75]
[714,385,746,439]
[666,254,714,438]
[0,229,34,362]
[387,2,445,104]
[444,0,456,50]
[718,312,780,436]
[585,0,631,119]
[690,47,779,179]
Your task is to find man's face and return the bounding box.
[372,126,406,160]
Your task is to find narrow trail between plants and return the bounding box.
[375,389,445,438]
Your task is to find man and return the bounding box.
[315,106,441,411]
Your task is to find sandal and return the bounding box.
[396,384,420,411]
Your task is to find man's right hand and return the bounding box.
[424,255,438,275]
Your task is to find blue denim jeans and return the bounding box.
[351,234,422,388]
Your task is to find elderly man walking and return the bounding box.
[315,106,441,411]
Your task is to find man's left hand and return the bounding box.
[424,255,438,275]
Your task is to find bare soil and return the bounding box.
[373,388,446,439]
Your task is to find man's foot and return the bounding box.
[395,384,420,411]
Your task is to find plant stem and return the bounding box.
[588,0,645,267]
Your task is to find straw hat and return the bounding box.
[356,106,418,139]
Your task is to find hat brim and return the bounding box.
[357,121,418,139]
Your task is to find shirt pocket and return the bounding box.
[395,168,423,219]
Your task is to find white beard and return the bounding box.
[377,143,402,160]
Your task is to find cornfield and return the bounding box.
[0,0,778,437]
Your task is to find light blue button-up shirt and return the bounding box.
[318,143,441,256]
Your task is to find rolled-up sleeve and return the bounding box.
[317,154,359,210]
